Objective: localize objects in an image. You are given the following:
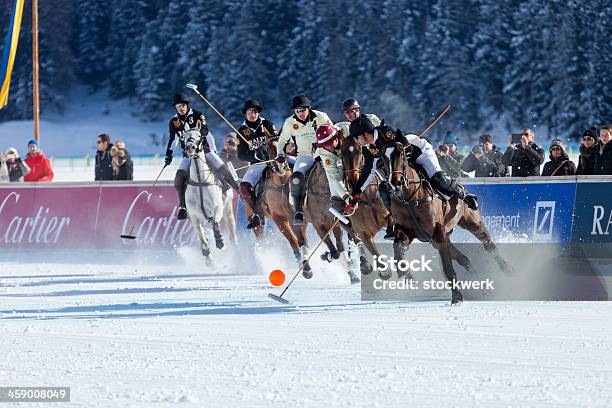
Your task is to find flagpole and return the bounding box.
[32,0,40,143]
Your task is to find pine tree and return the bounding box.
[74,0,111,90]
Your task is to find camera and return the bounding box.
[511,134,522,144]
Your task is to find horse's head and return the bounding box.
[390,142,408,188]
[183,129,202,158]
[340,137,363,187]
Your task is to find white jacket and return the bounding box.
[277,110,332,157]
[318,147,349,198]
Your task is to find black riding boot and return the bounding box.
[214,164,240,191]
[430,171,478,210]
[379,181,396,239]
[239,182,264,229]
[174,169,189,220]
[290,172,306,225]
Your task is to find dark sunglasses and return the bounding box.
[246,108,259,114]
[550,146,561,151]
[294,107,308,114]
[583,136,595,142]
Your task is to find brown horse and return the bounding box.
[388,142,510,304]
[284,161,351,280]
[340,138,393,278]
[246,136,310,271]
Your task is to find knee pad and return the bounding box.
[290,172,305,195]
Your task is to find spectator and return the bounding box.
[594,125,612,175]
[576,127,598,175]
[95,133,114,181]
[542,139,576,176]
[110,139,133,180]
[501,128,545,176]
[221,133,247,178]
[439,131,466,177]
[24,140,54,182]
[0,153,8,182]
[5,147,29,182]
[462,134,507,177]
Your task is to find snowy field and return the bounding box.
[2,248,612,407]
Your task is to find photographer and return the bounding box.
[438,132,466,178]
[461,134,507,177]
[594,125,611,175]
[4,147,30,182]
[501,128,545,176]
[542,139,576,176]
[577,127,598,175]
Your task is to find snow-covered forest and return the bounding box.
[0,0,610,141]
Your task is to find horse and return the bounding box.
[183,129,226,261]
[388,142,510,304]
[265,137,353,281]
[294,160,352,280]
[340,138,392,278]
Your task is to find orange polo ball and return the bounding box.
[269,270,285,286]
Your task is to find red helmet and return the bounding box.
[316,124,338,149]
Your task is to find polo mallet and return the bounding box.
[120,164,168,240]
[419,104,451,138]
[185,84,253,150]
[234,159,277,172]
[268,207,356,304]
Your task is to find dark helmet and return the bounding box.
[349,115,375,138]
[342,98,360,111]
[172,93,190,106]
[242,99,263,114]
[291,95,311,110]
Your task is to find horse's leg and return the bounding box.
[393,228,414,280]
[458,213,511,274]
[358,235,379,279]
[315,222,340,263]
[333,225,345,254]
[193,219,212,263]
[446,233,471,272]
[212,220,224,249]
[271,215,303,267]
[433,222,462,304]
[224,192,238,244]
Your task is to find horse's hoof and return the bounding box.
[459,258,471,272]
[216,240,224,249]
[320,251,334,263]
[331,250,340,260]
[302,260,311,272]
[302,268,313,279]
[378,269,392,280]
[451,290,463,305]
[201,249,210,257]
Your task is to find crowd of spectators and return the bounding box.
[1,125,609,184]
[434,125,612,177]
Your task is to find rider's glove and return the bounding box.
[164,149,173,166]
[275,154,286,164]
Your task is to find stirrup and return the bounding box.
[177,207,188,220]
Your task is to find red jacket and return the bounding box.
[24,152,54,182]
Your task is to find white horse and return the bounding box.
[183,129,226,259]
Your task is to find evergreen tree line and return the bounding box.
[1,0,610,142]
